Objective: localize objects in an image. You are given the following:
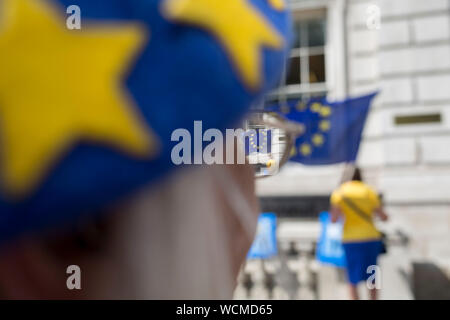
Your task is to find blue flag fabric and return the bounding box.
[0,0,292,244]
[316,211,346,268]
[267,93,377,165]
[245,129,272,155]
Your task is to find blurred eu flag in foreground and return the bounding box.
[0,0,292,244]
[267,92,377,165]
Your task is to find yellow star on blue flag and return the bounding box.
[267,93,378,165]
[0,0,292,244]
[162,0,284,89]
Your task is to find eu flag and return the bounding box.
[245,129,272,155]
[268,93,377,165]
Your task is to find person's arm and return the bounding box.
[369,188,388,222]
[374,206,388,222]
[330,205,342,223]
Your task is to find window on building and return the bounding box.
[267,9,328,104]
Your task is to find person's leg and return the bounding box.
[343,242,362,300]
[359,241,382,300]
[349,284,359,300]
[367,241,382,300]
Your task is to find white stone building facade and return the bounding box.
[258,0,450,269]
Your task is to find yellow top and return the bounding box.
[331,181,381,243]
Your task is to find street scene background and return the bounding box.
[235,0,450,300]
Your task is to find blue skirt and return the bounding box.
[342,240,382,285]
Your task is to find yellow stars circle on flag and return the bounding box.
[312,133,324,146]
[300,143,312,156]
[290,146,298,157]
[162,0,284,90]
[319,120,331,132]
[250,133,257,148]
[249,131,269,151]
[310,102,322,113]
[290,101,333,159]
[0,0,158,198]
[267,0,286,11]
[319,106,332,117]
[311,103,332,118]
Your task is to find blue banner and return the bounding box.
[316,211,346,268]
[247,212,278,259]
